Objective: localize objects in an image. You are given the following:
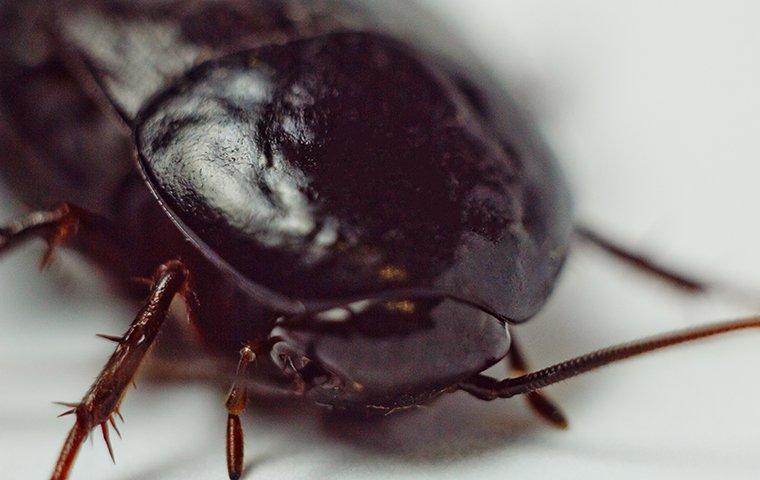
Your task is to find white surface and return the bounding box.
[3,1,760,479]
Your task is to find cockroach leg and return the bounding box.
[51,260,192,480]
[459,315,760,402]
[575,225,706,293]
[0,203,86,266]
[578,226,760,307]
[0,202,130,271]
[506,337,568,429]
[225,345,257,480]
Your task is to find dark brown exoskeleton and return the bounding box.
[1,1,757,479]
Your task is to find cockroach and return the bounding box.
[1,1,757,479]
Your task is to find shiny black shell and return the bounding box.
[0,0,572,409]
[135,30,572,321]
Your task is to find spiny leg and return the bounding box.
[0,203,94,266]
[459,315,760,401]
[225,345,256,480]
[506,337,568,429]
[51,260,192,480]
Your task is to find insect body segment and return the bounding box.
[1,2,759,480]
[134,30,570,321]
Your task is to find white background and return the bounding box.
[3,1,760,479]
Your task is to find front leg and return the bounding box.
[51,260,192,480]
[460,337,568,429]
[506,337,568,429]
[223,339,308,480]
[224,345,257,480]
